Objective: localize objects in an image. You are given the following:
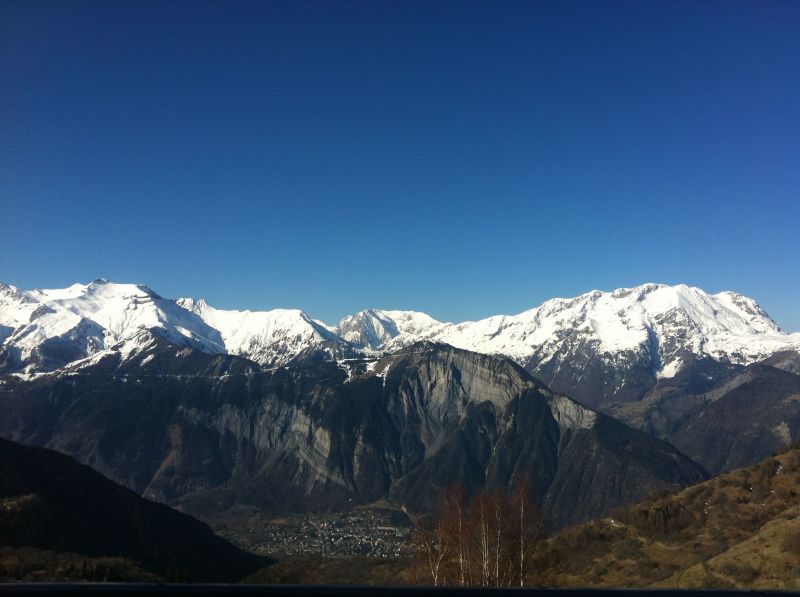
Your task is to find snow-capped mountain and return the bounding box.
[330,286,800,372]
[0,280,224,373]
[0,279,352,374]
[2,279,797,518]
[1,280,798,399]
[176,297,344,367]
[412,283,796,372]
[335,309,445,351]
[337,284,800,406]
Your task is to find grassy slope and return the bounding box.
[532,446,800,589]
[243,556,419,586]
[652,504,800,589]
[0,546,159,582]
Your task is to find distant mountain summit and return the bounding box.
[341,284,792,366]
[0,280,224,373]
[336,308,445,350]
[375,283,800,406]
[1,281,797,406]
[176,297,346,367]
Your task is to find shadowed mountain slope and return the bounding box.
[0,437,267,582]
[606,353,800,475]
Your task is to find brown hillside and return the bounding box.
[531,446,800,589]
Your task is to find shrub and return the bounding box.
[613,537,644,561]
[720,561,758,582]
[614,500,695,535]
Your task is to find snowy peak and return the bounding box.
[335,309,445,352]
[1,280,797,385]
[330,284,797,382]
[0,284,40,343]
[531,282,784,347]
[0,281,224,373]
[378,309,447,338]
[712,290,782,333]
[32,280,224,351]
[176,297,340,367]
[423,283,798,380]
[337,309,399,350]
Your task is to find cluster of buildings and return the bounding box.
[252,509,413,558]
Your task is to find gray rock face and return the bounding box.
[0,340,706,529]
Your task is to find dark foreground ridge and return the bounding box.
[0,584,796,597]
[0,438,268,582]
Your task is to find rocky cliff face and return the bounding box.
[0,340,705,529]
[378,345,705,526]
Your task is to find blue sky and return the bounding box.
[1,0,798,329]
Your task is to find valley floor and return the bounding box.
[241,447,800,590]
[208,506,413,559]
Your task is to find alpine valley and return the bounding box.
[1,279,799,542]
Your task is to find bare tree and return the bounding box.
[516,482,528,587]
[444,485,470,586]
[416,517,450,586]
[413,482,546,587]
[510,481,545,586]
[477,491,490,585]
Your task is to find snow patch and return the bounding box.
[657,358,683,379]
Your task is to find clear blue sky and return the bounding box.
[1,0,798,329]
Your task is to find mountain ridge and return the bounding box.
[2,281,798,407]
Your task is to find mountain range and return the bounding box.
[2,280,797,386]
[1,279,798,533]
